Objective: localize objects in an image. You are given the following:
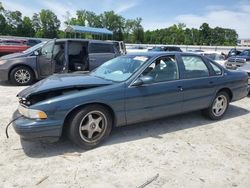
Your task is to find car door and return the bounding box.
[37,39,55,77]
[178,54,217,112]
[88,43,116,70]
[125,55,184,124]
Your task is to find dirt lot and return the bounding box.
[0,81,250,188]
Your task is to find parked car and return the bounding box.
[0,39,29,56]
[0,41,47,61]
[195,51,226,66]
[227,48,241,58]
[12,52,249,149]
[225,49,250,86]
[126,45,148,53]
[26,39,42,47]
[149,46,182,52]
[225,49,250,69]
[0,39,120,85]
[108,40,126,54]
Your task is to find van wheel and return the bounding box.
[68,105,113,149]
[203,91,229,120]
[10,66,35,86]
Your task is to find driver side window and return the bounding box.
[41,41,54,58]
[142,55,179,83]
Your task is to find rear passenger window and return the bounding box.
[89,43,114,53]
[181,56,209,78]
[210,61,222,75]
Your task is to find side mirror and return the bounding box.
[34,50,39,56]
[132,75,153,86]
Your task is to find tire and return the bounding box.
[203,91,229,120]
[10,66,35,86]
[68,105,113,149]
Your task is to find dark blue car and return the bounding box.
[13,52,249,149]
[225,49,250,85]
[225,49,250,69]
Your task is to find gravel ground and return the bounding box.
[0,81,250,188]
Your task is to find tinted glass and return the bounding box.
[89,43,114,53]
[142,55,178,83]
[165,47,181,52]
[151,47,163,51]
[182,56,209,78]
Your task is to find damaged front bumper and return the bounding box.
[12,110,63,142]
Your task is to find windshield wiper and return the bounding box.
[92,74,116,82]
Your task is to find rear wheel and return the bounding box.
[203,91,229,120]
[10,66,35,86]
[68,105,113,149]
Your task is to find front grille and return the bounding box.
[228,58,246,63]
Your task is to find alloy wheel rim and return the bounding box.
[212,95,227,117]
[14,69,31,84]
[79,111,107,143]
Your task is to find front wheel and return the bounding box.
[68,105,113,149]
[203,91,229,120]
[10,66,35,86]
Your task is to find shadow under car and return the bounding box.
[19,104,249,158]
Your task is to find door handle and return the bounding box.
[177,86,183,91]
[209,81,214,84]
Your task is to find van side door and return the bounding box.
[88,43,116,70]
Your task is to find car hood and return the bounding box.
[17,73,113,99]
[0,52,29,60]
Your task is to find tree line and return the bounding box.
[0,2,238,45]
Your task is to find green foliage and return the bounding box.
[34,9,60,38]
[64,10,143,42]
[144,23,238,45]
[20,16,35,37]
[0,2,238,45]
[0,2,6,35]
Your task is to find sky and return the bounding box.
[1,0,250,38]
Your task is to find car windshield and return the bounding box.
[22,41,47,53]
[90,55,150,82]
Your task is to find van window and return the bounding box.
[41,40,54,59]
[89,43,114,53]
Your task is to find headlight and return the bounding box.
[0,60,7,65]
[18,105,47,119]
